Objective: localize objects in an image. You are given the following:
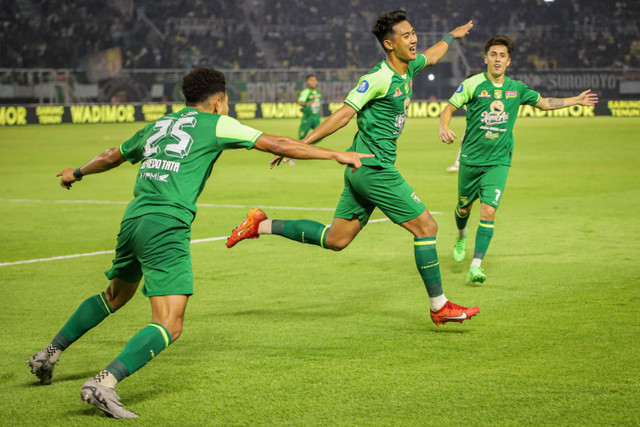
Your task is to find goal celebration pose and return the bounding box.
[227,10,479,326]
[27,67,371,419]
[439,35,598,283]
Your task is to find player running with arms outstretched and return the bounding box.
[27,67,371,419]
[439,35,598,284]
[228,11,479,327]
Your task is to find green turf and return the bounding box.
[1,117,639,426]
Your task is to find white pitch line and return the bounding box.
[1,199,443,267]
[0,198,334,211]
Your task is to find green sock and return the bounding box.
[52,292,114,351]
[272,219,329,248]
[414,237,444,298]
[455,207,470,231]
[473,220,495,259]
[106,322,172,382]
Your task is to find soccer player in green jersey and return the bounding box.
[298,74,322,139]
[439,35,599,284]
[27,67,371,419]
[227,11,480,327]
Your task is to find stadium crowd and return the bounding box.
[1,0,638,71]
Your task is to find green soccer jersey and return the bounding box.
[344,54,427,168]
[119,107,263,225]
[449,72,540,167]
[298,89,322,117]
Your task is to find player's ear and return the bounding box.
[383,38,394,51]
[483,55,488,65]
[213,92,229,115]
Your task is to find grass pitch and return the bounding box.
[0,116,639,426]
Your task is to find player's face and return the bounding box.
[484,45,511,77]
[388,20,417,62]
[307,76,317,90]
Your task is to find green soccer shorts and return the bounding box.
[457,164,510,210]
[105,213,193,297]
[334,165,426,226]
[298,115,321,139]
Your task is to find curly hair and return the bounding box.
[181,67,226,106]
[485,35,514,56]
[371,10,408,52]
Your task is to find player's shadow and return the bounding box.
[20,370,97,388]
[66,387,157,418]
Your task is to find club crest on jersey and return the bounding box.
[456,84,464,93]
[506,91,517,98]
[478,90,491,97]
[404,82,411,94]
[357,80,369,93]
[393,87,403,97]
[459,196,468,205]
[494,90,502,99]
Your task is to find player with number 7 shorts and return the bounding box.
[439,35,598,284]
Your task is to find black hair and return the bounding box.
[371,10,408,52]
[181,67,226,106]
[306,74,316,80]
[485,35,514,56]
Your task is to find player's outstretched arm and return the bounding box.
[536,89,599,111]
[57,147,126,190]
[439,103,460,144]
[256,134,372,171]
[269,104,357,168]
[423,20,473,67]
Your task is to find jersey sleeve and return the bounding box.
[216,115,263,150]
[344,72,387,112]
[448,77,476,109]
[119,124,151,164]
[408,54,428,76]
[298,89,310,104]
[519,82,541,106]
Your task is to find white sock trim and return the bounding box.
[430,294,448,311]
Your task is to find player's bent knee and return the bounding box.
[325,240,349,251]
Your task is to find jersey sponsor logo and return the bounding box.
[139,172,169,182]
[456,84,464,93]
[484,130,500,140]
[494,90,502,99]
[490,100,505,112]
[478,90,491,98]
[506,91,517,98]
[480,100,509,131]
[357,80,369,93]
[393,87,403,97]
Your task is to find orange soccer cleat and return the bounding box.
[430,300,479,326]
[226,208,268,248]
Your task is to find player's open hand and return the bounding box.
[269,155,292,169]
[439,127,458,144]
[57,168,81,189]
[450,20,473,39]
[576,89,599,106]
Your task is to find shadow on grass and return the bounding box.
[223,307,352,319]
[20,370,97,388]
[65,387,156,419]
